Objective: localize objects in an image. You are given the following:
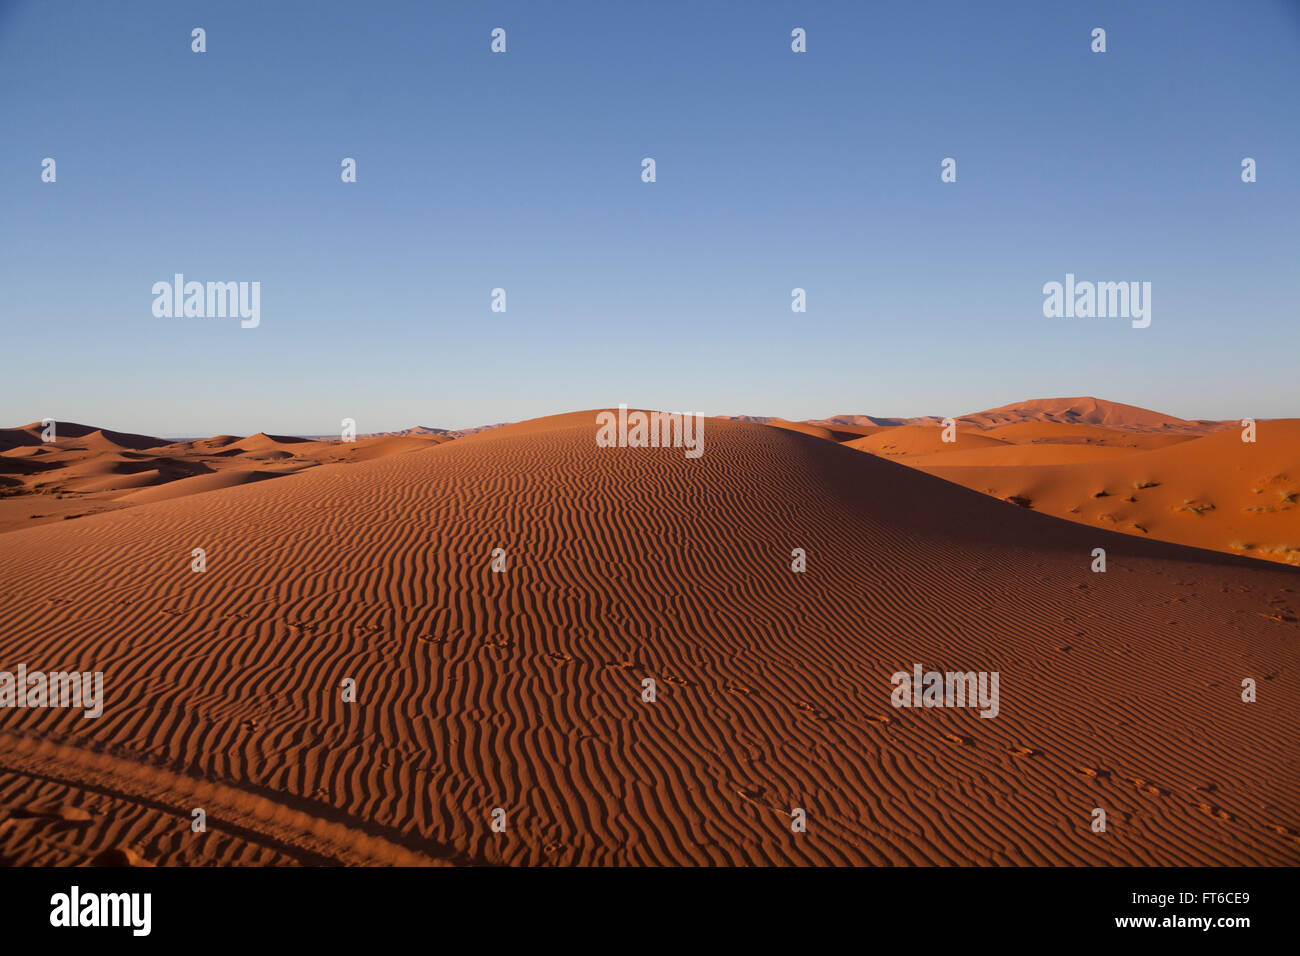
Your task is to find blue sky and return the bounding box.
[2,0,1297,435]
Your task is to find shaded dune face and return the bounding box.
[0,415,1296,865]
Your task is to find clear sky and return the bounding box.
[2,0,1297,436]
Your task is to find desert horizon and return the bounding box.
[3,0,1298,940]
[5,396,1297,567]
[2,395,1297,870]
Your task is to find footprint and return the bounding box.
[1196,802,1234,822]
[1129,778,1169,797]
[795,701,831,720]
[1257,612,1298,624]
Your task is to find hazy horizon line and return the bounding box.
[6,394,1275,443]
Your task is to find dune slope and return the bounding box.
[917,421,1300,565]
[0,413,1296,866]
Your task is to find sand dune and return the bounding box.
[832,403,1293,565]
[115,467,310,504]
[905,444,1140,467]
[226,433,315,452]
[171,435,242,453]
[980,421,1196,450]
[956,396,1227,434]
[764,420,878,442]
[335,434,456,462]
[1,422,167,453]
[810,397,1224,436]
[915,420,1300,565]
[816,414,940,428]
[844,424,1013,458]
[0,424,451,533]
[356,425,458,440]
[0,412,1295,866]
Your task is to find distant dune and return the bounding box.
[0,421,451,534]
[793,401,1296,567]
[954,396,1228,433]
[0,422,167,453]
[814,414,941,428]
[763,420,882,442]
[0,409,1295,865]
[845,423,1013,458]
[811,397,1228,435]
[913,421,1300,565]
[980,421,1194,449]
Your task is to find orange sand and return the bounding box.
[0,408,1296,865]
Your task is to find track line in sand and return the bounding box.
[0,731,459,866]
